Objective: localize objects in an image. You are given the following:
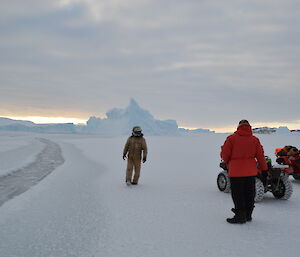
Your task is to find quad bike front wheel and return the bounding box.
[272,176,293,200]
[217,171,231,193]
[254,178,265,202]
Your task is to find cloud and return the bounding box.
[0,0,299,129]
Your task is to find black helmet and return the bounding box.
[132,126,142,137]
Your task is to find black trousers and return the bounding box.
[230,176,256,216]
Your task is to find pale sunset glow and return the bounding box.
[5,116,87,125]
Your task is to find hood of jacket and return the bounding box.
[234,124,253,136]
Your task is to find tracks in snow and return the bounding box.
[0,138,64,207]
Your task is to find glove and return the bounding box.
[123,155,126,160]
[142,157,147,163]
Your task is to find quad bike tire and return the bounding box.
[254,178,265,202]
[272,176,293,200]
[292,174,300,180]
[217,171,231,193]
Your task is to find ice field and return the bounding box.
[0,131,300,257]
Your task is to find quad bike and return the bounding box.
[217,156,293,202]
[275,147,300,181]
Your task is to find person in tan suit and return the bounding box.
[123,126,148,185]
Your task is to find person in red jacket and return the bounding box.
[221,120,268,224]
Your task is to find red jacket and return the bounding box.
[221,124,268,177]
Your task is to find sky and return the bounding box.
[0,0,299,132]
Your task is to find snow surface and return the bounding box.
[0,132,44,176]
[0,132,300,257]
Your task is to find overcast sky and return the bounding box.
[0,0,299,131]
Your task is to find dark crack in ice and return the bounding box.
[0,138,65,207]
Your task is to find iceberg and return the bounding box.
[85,99,180,135]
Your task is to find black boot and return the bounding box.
[227,210,246,224]
[245,208,253,222]
[231,208,252,222]
[246,214,252,222]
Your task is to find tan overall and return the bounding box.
[123,136,148,184]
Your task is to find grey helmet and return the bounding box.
[132,126,143,137]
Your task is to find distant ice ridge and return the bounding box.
[0,117,34,127]
[0,122,76,133]
[253,126,299,134]
[253,127,276,134]
[0,99,215,135]
[275,126,291,134]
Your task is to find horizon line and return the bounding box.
[1,115,299,133]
